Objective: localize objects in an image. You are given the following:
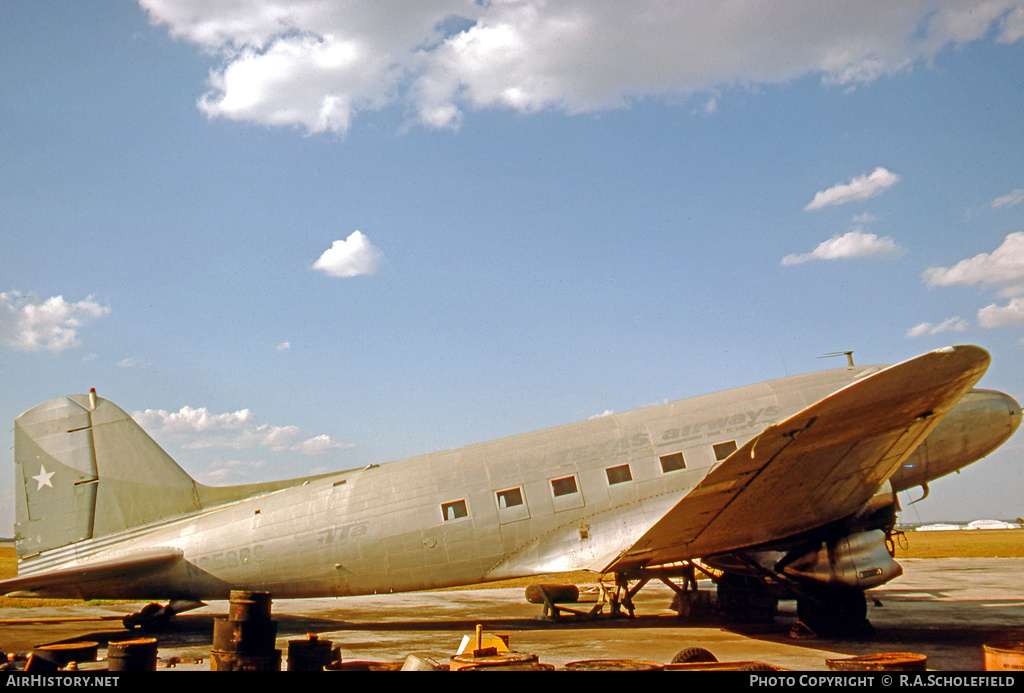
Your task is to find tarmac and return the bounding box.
[1,557,1022,671]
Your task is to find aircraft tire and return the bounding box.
[796,585,869,637]
[671,647,718,664]
[716,573,777,624]
[123,602,172,631]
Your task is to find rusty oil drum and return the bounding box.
[27,638,98,667]
[287,634,334,671]
[563,659,664,671]
[524,584,579,604]
[450,651,542,671]
[212,618,278,654]
[30,642,99,667]
[227,590,273,622]
[984,641,1024,670]
[826,652,928,671]
[107,638,158,672]
[210,590,281,672]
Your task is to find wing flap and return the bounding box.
[0,547,183,598]
[605,345,989,572]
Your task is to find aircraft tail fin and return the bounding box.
[14,391,201,559]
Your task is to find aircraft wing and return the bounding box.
[604,345,989,572]
[0,547,183,598]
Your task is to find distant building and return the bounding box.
[965,519,1020,530]
[913,520,1022,531]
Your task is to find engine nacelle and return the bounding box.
[779,529,901,590]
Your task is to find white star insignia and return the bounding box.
[32,465,55,491]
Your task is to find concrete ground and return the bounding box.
[1,558,1022,671]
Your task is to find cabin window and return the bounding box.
[441,500,468,522]
[713,440,738,461]
[606,464,632,485]
[660,452,686,473]
[496,485,531,523]
[551,476,579,497]
[496,487,524,509]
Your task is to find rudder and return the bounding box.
[14,391,201,559]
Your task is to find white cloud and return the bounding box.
[992,189,1024,209]
[0,292,110,352]
[978,297,1024,328]
[923,232,1024,289]
[312,231,383,278]
[117,357,151,369]
[275,341,291,351]
[199,459,267,485]
[782,230,906,266]
[906,317,971,338]
[138,1,1024,135]
[920,234,1024,333]
[290,434,353,455]
[804,168,901,211]
[134,405,354,456]
[134,405,255,435]
[1000,7,1024,42]
[851,213,881,224]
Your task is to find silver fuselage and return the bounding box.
[15,366,1020,600]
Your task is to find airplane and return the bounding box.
[2,344,1019,636]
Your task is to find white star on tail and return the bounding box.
[32,465,55,490]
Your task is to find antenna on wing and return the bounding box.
[821,351,855,369]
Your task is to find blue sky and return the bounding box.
[2,1,1024,532]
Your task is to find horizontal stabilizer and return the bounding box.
[604,345,989,572]
[0,547,183,599]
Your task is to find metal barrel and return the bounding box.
[213,619,278,654]
[325,661,404,671]
[400,654,444,671]
[30,642,99,667]
[210,651,283,672]
[227,590,273,623]
[107,638,158,672]
[450,651,540,671]
[458,662,555,671]
[210,590,281,671]
[287,634,334,671]
[563,659,664,671]
[984,641,1024,670]
[826,652,928,671]
[524,583,579,604]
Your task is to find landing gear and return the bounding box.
[795,584,871,637]
[589,561,874,640]
[671,647,718,664]
[122,600,205,631]
[715,572,779,624]
[608,563,713,619]
[123,603,173,631]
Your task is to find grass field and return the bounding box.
[1,530,1021,607]
[889,528,1024,559]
